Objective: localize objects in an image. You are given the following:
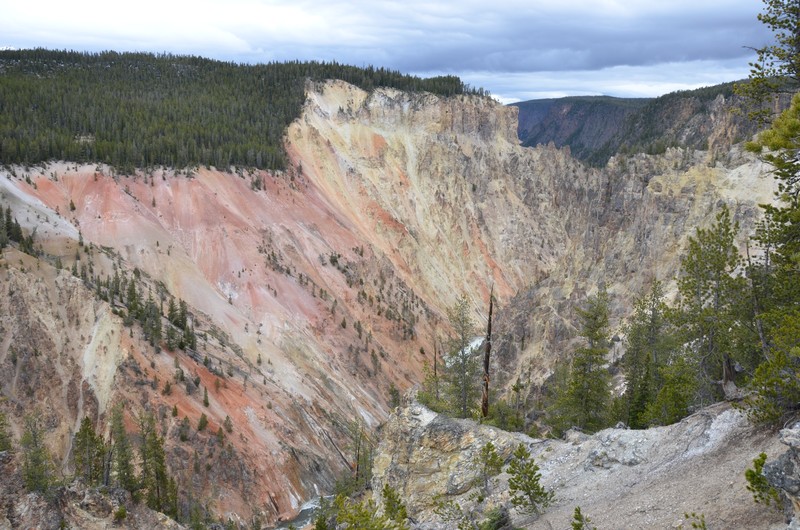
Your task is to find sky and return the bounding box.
[0,0,772,103]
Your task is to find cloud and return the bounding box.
[0,0,772,101]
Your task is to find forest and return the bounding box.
[0,49,482,172]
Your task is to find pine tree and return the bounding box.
[110,405,137,493]
[643,354,699,426]
[138,413,176,517]
[735,0,800,124]
[571,506,598,530]
[381,483,408,523]
[474,441,503,499]
[744,92,800,425]
[548,289,612,434]
[0,411,11,452]
[623,281,675,428]
[675,206,745,402]
[73,416,106,485]
[20,415,53,493]
[445,294,479,418]
[507,443,554,516]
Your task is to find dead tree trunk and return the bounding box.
[481,285,494,419]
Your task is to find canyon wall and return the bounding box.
[0,80,778,525]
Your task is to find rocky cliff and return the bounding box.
[0,79,782,526]
[513,83,774,167]
[373,401,785,529]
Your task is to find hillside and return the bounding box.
[512,83,767,166]
[0,60,789,528]
[513,96,649,163]
[0,50,477,172]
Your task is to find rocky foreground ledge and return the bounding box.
[372,402,793,529]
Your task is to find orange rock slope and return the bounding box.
[0,80,777,525]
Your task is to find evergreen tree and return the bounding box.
[445,294,479,419]
[507,443,554,516]
[742,74,800,425]
[333,494,409,530]
[548,289,611,434]
[110,404,137,493]
[643,354,699,426]
[73,416,106,485]
[20,415,53,493]
[138,412,177,517]
[0,411,11,452]
[381,483,408,524]
[735,0,800,124]
[474,441,503,498]
[675,206,746,403]
[623,281,676,428]
[571,506,598,530]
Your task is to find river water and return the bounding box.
[274,496,326,529]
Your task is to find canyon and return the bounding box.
[0,79,784,527]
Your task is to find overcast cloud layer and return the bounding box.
[0,0,772,102]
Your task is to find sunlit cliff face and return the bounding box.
[0,80,775,524]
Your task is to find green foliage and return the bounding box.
[343,420,374,493]
[745,452,781,507]
[113,506,127,522]
[432,498,478,530]
[445,294,480,419]
[507,443,554,516]
[224,415,233,433]
[197,413,208,431]
[571,506,597,530]
[642,354,699,427]
[417,359,446,412]
[674,205,747,403]
[744,344,800,426]
[138,412,178,517]
[388,382,401,409]
[0,411,11,452]
[735,0,800,124]
[110,404,138,493]
[381,483,408,523]
[332,494,409,530]
[474,441,504,498]
[681,512,708,529]
[478,506,513,530]
[203,387,209,407]
[622,281,676,428]
[73,416,106,485]
[484,396,525,432]
[0,49,479,172]
[179,416,191,441]
[740,90,800,425]
[547,289,611,434]
[20,415,53,493]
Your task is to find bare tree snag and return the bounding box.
[481,285,494,419]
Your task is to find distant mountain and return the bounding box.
[512,82,767,166]
[513,96,649,164]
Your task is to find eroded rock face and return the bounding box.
[765,425,800,527]
[0,79,783,524]
[374,402,785,529]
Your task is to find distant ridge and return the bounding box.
[511,82,767,166]
[0,49,480,172]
